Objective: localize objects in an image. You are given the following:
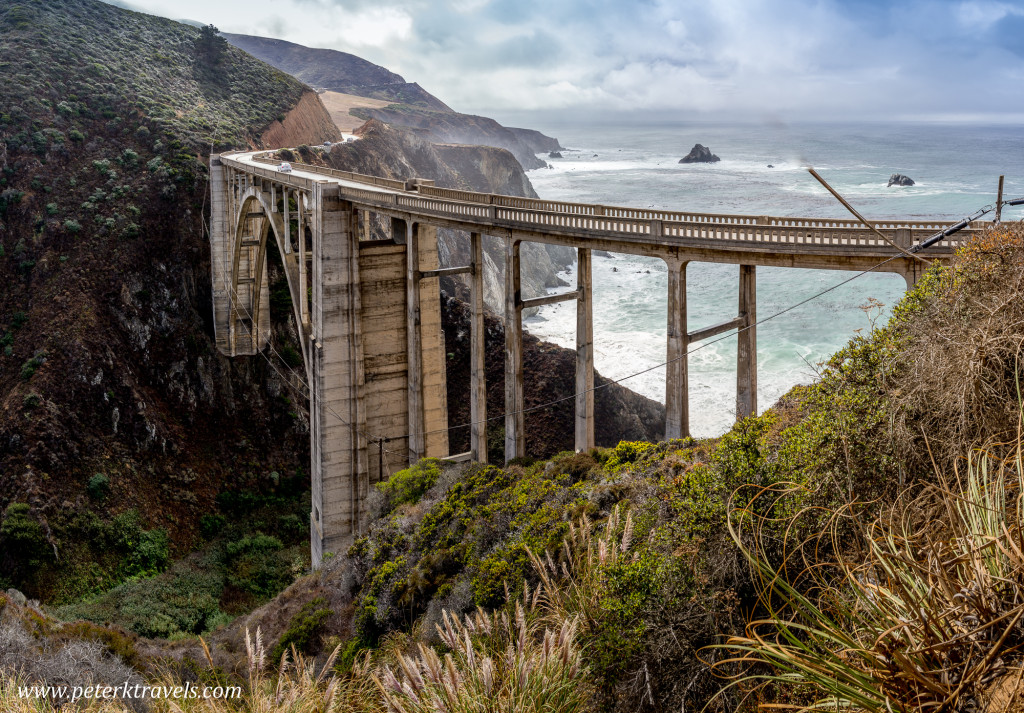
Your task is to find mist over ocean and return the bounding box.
[522,122,1024,437]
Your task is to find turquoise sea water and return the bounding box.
[522,122,1024,437]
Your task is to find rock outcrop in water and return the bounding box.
[888,173,915,187]
[679,144,721,163]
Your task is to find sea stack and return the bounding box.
[888,173,915,187]
[679,144,720,163]
[548,151,563,158]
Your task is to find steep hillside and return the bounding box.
[259,90,342,147]
[223,33,452,112]
[0,0,652,615]
[0,0,337,601]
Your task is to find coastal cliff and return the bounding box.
[259,89,341,148]
[225,33,560,172]
[350,105,550,170]
[319,120,574,312]
[440,294,665,461]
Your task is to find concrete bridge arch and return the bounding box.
[209,150,982,566]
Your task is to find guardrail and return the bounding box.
[220,155,317,190]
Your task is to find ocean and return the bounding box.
[519,122,1024,437]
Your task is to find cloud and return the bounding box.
[104,0,1024,120]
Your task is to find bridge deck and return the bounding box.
[221,151,983,274]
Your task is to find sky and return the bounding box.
[107,0,1024,123]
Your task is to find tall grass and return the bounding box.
[527,503,636,633]
[374,597,589,713]
[716,441,1024,712]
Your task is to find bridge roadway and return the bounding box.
[211,150,984,565]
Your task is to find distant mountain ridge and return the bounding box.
[222,33,452,112]
[223,33,562,170]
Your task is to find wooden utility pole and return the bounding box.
[996,175,1005,224]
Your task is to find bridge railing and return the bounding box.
[335,186,981,253]
[248,154,409,191]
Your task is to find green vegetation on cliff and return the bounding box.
[0,0,321,605]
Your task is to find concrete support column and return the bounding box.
[504,237,524,462]
[469,232,488,463]
[575,248,595,451]
[902,259,927,290]
[209,156,231,356]
[282,188,291,255]
[736,264,757,420]
[405,220,425,464]
[298,192,309,330]
[309,185,367,567]
[417,223,449,460]
[665,259,689,440]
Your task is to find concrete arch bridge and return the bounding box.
[208,150,982,564]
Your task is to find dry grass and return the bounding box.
[373,598,589,713]
[317,91,391,132]
[527,504,637,634]
[891,224,1024,474]
[717,434,1024,713]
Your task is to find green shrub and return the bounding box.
[0,503,49,571]
[0,188,23,217]
[277,513,305,540]
[87,473,110,500]
[118,148,138,166]
[92,159,114,177]
[105,509,169,578]
[19,353,44,381]
[279,343,302,368]
[21,393,39,409]
[45,202,58,215]
[225,534,291,600]
[270,596,333,661]
[63,219,81,233]
[58,559,225,639]
[199,513,226,539]
[126,528,170,576]
[376,458,442,510]
[604,440,658,473]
